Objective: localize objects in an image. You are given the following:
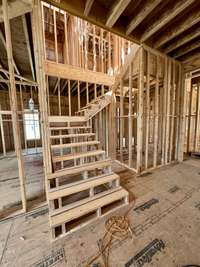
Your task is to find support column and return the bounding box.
[128,64,133,168]
[108,94,116,159]
[2,0,27,211]
[136,47,144,173]
[177,64,186,162]
[32,0,52,200]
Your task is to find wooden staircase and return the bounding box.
[47,116,129,239]
[76,91,112,119]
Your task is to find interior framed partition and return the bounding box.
[114,45,185,173]
[41,1,132,75]
[184,72,200,153]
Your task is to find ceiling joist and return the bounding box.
[155,8,200,48]
[84,0,95,16]
[174,40,200,59]
[106,0,131,28]
[164,25,200,54]
[141,0,196,42]
[126,0,162,36]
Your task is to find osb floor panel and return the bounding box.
[0,158,200,267]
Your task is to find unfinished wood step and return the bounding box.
[50,187,128,227]
[51,140,100,150]
[50,133,95,139]
[48,173,119,200]
[52,150,105,163]
[50,187,121,217]
[50,126,91,131]
[47,159,111,179]
[49,116,86,123]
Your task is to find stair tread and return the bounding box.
[50,126,91,131]
[47,159,111,179]
[51,140,100,149]
[50,187,128,227]
[52,150,105,162]
[48,173,119,200]
[49,116,86,123]
[50,133,95,139]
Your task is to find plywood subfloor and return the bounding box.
[0,151,45,218]
[0,158,200,267]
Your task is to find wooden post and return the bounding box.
[128,64,132,167]
[194,82,200,151]
[177,65,186,161]
[78,80,80,110]
[120,78,124,160]
[145,51,150,169]
[153,55,159,167]
[137,47,144,173]
[3,0,27,211]
[19,84,28,154]
[68,80,71,116]
[53,8,58,63]
[169,61,176,162]
[161,57,168,164]
[64,12,69,64]
[0,105,6,156]
[165,60,171,164]
[86,82,89,105]
[187,78,193,153]
[94,83,97,99]
[108,94,116,159]
[32,0,52,201]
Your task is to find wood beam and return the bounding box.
[2,0,27,211]
[0,29,20,75]
[141,0,196,42]
[32,0,52,201]
[164,26,200,54]
[0,0,32,23]
[106,0,131,28]
[44,60,115,86]
[182,52,200,64]
[177,66,186,161]
[128,63,132,168]
[53,78,60,94]
[136,47,144,173]
[84,0,95,16]
[126,0,162,35]
[154,7,200,48]
[173,39,200,59]
[22,15,35,81]
[61,80,68,93]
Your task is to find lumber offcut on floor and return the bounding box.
[0,158,200,267]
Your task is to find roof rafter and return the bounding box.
[126,0,162,35]
[141,0,196,42]
[22,15,35,81]
[0,29,20,75]
[106,0,131,28]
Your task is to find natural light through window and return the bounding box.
[24,110,40,140]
